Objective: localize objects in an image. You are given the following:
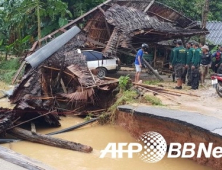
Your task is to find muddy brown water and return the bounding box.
[0,81,213,170]
[1,116,211,170]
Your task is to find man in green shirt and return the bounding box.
[169,41,178,82]
[185,42,195,86]
[170,40,187,89]
[191,43,202,90]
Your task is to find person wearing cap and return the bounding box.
[185,42,195,86]
[191,43,202,90]
[200,45,211,85]
[170,40,187,89]
[134,43,149,83]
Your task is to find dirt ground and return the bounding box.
[109,69,222,120]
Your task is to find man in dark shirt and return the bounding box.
[200,45,211,85]
[212,46,222,73]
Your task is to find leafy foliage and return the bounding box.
[158,0,222,21]
[0,58,20,84]
[0,0,72,57]
[118,75,132,92]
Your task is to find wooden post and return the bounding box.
[8,127,93,153]
[154,46,157,68]
[142,58,163,81]
[31,122,36,134]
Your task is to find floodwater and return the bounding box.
[1,116,211,170]
[0,81,213,170]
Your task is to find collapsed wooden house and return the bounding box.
[8,26,118,127]
[9,0,209,127]
[13,0,208,61]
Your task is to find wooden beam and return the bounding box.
[98,7,111,37]
[11,61,26,84]
[147,11,174,23]
[8,127,93,153]
[59,28,67,33]
[144,0,155,13]
[154,46,157,68]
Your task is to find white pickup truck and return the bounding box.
[82,50,120,78]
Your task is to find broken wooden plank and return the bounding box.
[8,127,93,153]
[0,145,55,170]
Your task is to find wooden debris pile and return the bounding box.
[133,82,200,105]
[9,32,118,127]
[0,108,15,134]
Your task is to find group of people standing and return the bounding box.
[169,40,222,90]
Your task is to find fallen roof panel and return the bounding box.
[25,26,81,68]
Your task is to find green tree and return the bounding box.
[64,0,105,18]
[0,0,72,56]
[158,0,222,21]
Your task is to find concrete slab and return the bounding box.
[118,105,222,136]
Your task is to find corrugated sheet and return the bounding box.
[206,21,222,45]
[25,26,81,68]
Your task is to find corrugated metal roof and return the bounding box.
[25,26,81,68]
[206,21,222,45]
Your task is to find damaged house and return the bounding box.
[6,0,209,129]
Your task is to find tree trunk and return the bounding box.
[0,145,55,170]
[36,0,41,47]
[200,0,209,44]
[8,127,93,153]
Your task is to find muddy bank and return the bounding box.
[117,105,222,170]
